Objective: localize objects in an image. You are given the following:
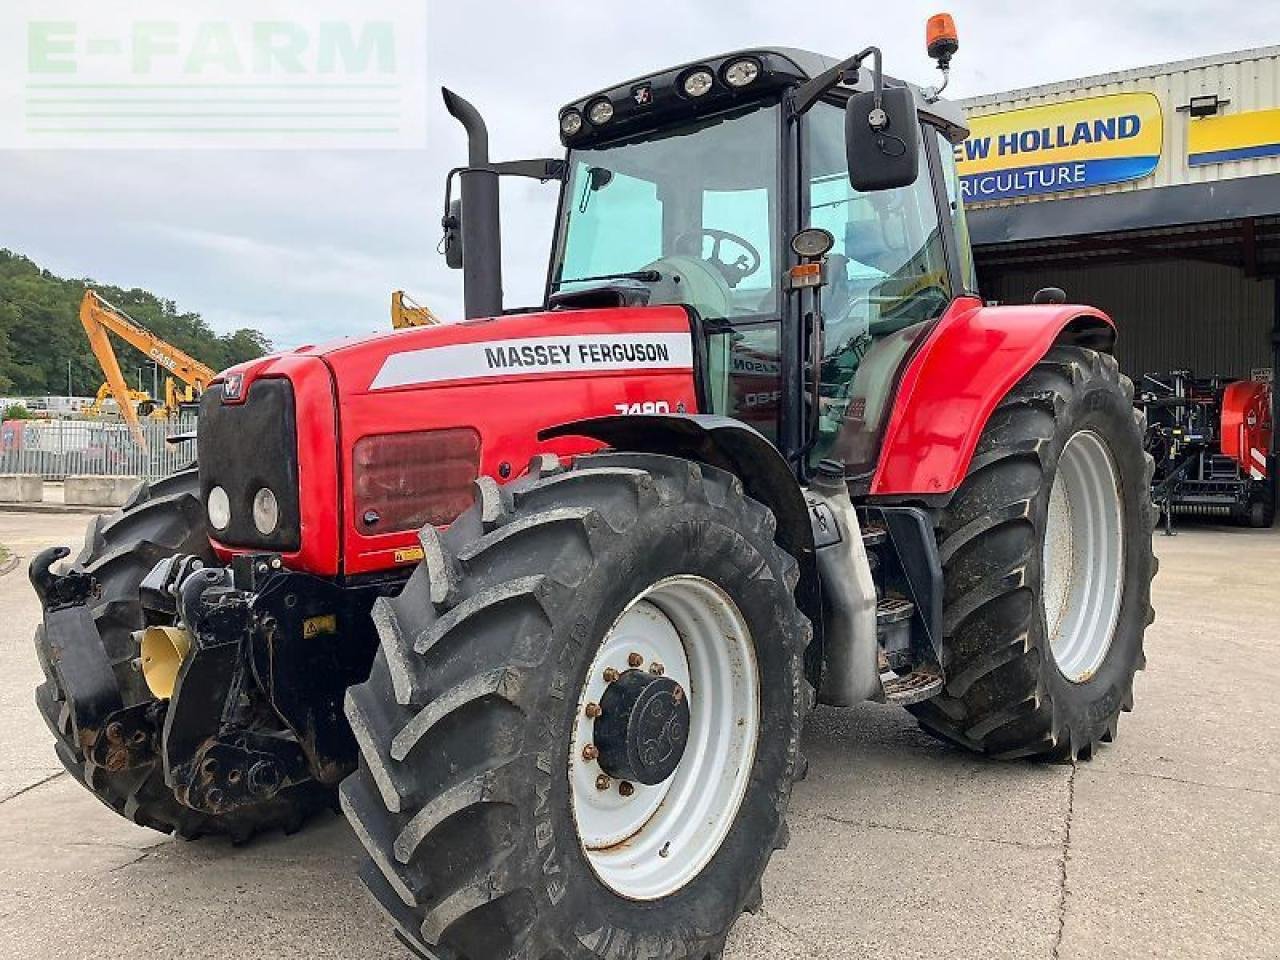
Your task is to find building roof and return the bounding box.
[962,44,1280,109]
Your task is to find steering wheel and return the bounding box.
[676,228,762,288]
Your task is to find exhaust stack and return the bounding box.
[442,88,504,319]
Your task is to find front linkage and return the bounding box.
[33,545,379,819]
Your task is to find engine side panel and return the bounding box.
[871,298,1116,496]
[324,307,699,576]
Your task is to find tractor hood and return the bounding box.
[217,305,697,400]
[206,306,700,577]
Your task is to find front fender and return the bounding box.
[541,413,812,561]
[871,298,1116,497]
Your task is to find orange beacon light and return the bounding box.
[927,13,959,68]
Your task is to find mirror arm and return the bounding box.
[791,46,882,117]
[440,158,565,271]
[492,158,566,181]
[442,159,565,219]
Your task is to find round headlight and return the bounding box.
[682,69,715,98]
[252,487,279,536]
[587,99,614,126]
[560,110,584,137]
[724,58,761,88]
[207,486,230,531]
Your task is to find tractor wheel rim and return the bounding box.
[569,575,759,900]
[1042,429,1125,683]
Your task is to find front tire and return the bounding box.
[340,453,811,959]
[910,346,1157,760]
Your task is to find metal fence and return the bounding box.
[0,418,197,482]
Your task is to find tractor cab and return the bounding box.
[448,41,973,483]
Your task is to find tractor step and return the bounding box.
[876,596,914,624]
[881,666,944,705]
[874,596,942,704]
[862,523,888,548]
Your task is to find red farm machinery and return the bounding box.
[1139,370,1274,531]
[31,17,1157,960]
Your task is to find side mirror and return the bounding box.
[846,86,920,193]
[442,198,463,270]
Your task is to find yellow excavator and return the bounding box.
[86,383,161,418]
[79,290,216,449]
[390,290,440,329]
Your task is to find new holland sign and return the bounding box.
[1187,107,1280,166]
[957,92,1164,202]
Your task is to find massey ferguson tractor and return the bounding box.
[31,18,1156,960]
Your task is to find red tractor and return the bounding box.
[32,19,1156,960]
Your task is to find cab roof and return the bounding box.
[559,47,968,147]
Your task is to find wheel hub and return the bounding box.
[594,670,690,786]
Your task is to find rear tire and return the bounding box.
[909,347,1157,760]
[340,453,810,959]
[33,468,334,840]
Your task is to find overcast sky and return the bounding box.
[2,1,1278,350]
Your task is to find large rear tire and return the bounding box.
[33,468,333,840]
[340,453,811,959]
[909,347,1157,760]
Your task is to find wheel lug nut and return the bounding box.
[582,744,599,761]
[595,774,611,791]
[628,652,644,668]
[618,781,635,797]
[649,662,665,676]
[585,702,602,719]
[603,667,619,683]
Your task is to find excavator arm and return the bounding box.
[391,290,440,329]
[78,290,217,448]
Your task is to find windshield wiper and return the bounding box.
[551,269,662,289]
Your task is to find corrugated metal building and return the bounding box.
[960,46,1280,390]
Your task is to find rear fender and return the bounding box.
[871,299,1116,497]
[540,414,823,669]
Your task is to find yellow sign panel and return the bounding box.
[956,92,1163,201]
[302,614,337,639]
[1188,107,1280,166]
[394,546,425,564]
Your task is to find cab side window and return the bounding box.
[936,128,978,293]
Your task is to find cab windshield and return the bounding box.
[550,103,781,323]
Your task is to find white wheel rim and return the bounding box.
[1042,430,1126,683]
[569,575,759,900]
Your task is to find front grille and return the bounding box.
[198,379,302,552]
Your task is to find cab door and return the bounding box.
[801,100,962,479]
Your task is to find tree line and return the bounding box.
[0,249,271,397]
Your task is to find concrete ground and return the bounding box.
[0,510,1276,959]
